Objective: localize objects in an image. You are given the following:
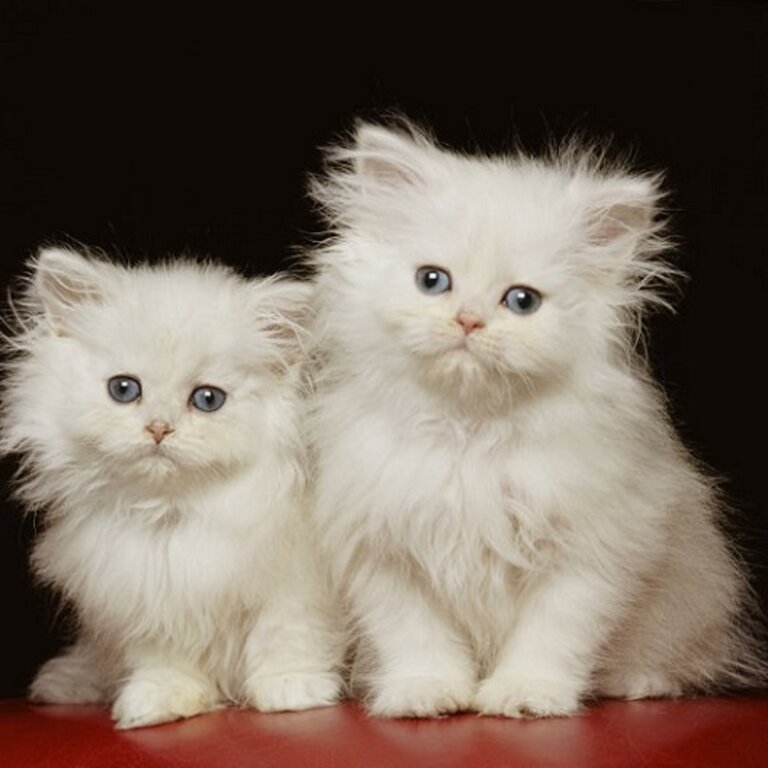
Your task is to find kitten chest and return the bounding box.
[335,412,544,595]
[34,504,263,639]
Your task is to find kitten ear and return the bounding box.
[353,123,434,190]
[311,120,440,227]
[34,247,108,335]
[585,175,661,248]
[251,278,313,372]
[578,173,677,310]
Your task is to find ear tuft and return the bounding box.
[34,247,107,335]
[251,278,313,373]
[576,170,680,316]
[352,123,432,189]
[586,176,661,246]
[309,119,440,228]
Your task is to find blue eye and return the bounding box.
[190,386,227,413]
[502,286,542,315]
[415,266,452,295]
[107,375,142,403]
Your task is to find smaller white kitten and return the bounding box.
[0,247,342,728]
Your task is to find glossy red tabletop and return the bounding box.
[1,696,766,768]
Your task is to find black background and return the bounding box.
[1,3,766,698]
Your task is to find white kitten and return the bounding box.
[0,248,343,728]
[306,120,765,718]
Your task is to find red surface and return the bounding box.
[1,696,766,768]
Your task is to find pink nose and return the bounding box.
[146,421,174,444]
[455,312,486,335]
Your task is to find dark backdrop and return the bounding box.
[1,3,766,698]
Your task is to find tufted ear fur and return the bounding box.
[249,277,313,372]
[352,123,435,190]
[310,120,443,230]
[585,175,660,248]
[572,170,676,307]
[34,247,110,336]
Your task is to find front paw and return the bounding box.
[112,669,219,730]
[475,675,582,718]
[368,676,475,718]
[245,672,342,713]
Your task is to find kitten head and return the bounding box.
[310,120,675,405]
[1,247,310,502]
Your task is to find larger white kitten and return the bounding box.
[306,121,765,718]
[0,248,342,728]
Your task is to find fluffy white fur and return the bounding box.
[306,120,765,718]
[0,248,343,728]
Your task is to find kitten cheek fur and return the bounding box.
[0,247,344,727]
[306,118,765,718]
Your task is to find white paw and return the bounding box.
[475,675,582,718]
[368,677,475,718]
[246,672,342,713]
[599,671,684,700]
[111,670,219,729]
[30,653,106,705]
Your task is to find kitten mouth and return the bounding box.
[145,444,177,464]
[429,340,487,371]
[136,451,179,480]
[449,337,476,354]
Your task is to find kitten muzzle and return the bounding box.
[145,421,175,445]
[454,312,486,335]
